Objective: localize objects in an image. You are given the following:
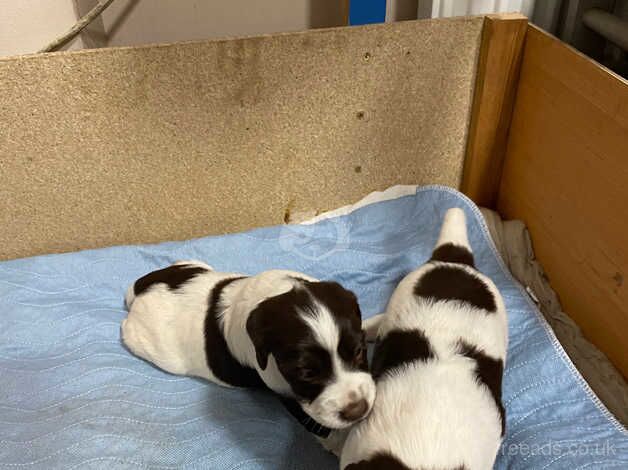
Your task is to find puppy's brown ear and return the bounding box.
[246,305,271,370]
[309,280,362,320]
[247,287,303,370]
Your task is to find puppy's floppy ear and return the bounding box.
[247,288,304,370]
[309,280,362,320]
[246,305,272,370]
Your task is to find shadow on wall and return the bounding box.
[107,0,352,37]
[100,0,353,47]
[106,0,139,40]
[389,0,420,22]
[309,0,349,28]
[81,0,421,50]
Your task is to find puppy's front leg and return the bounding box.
[362,313,385,342]
[318,428,351,457]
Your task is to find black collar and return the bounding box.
[279,397,332,438]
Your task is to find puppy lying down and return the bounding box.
[339,208,508,470]
[121,265,375,435]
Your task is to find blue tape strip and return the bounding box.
[349,0,387,25]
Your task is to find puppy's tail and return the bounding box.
[429,208,474,267]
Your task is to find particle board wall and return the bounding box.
[498,25,628,379]
[0,17,483,260]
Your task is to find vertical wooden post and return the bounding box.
[461,13,527,208]
[341,0,351,25]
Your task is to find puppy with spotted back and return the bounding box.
[340,208,508,470]
[121,264,375,435]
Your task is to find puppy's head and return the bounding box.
[246,280,375,429]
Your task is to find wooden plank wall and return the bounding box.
[498,25,628,379]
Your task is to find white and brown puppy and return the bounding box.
[121,263,375,432]
[340,208,508,470]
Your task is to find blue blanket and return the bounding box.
[1,186,626,469]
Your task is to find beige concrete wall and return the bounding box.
[100,0,421,47]
[0,0,83,56]
[100,0,348,47]
[0,0,347,57]
[1,1,421,57]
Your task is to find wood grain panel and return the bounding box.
[461,13,527,208]
[498,25,628,378]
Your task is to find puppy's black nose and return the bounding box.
[340,399,368,422]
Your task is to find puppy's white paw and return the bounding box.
[318,428,350,457]
[362,313,385,342]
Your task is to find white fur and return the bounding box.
[121,263,375,430]
[435,207,471,251]
[302,302,341,352]
[340,209,508,469]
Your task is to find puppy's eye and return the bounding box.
[299,367,321,381]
